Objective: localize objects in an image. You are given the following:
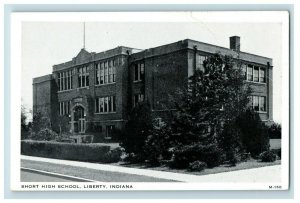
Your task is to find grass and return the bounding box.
[112,158,281,176]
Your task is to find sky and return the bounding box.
[22,21,283,123]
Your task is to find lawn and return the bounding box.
[112,158,281,176]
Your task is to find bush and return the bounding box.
[189,161,207,172]
[271,149,281,159]
[29,128,58,141]
[170,143,223,169]
[267,123,281,139]
[21,140,112,162]
[102,147,123,163]
[143,119,172,166]
[236,109,270,157]
[217,121,243,165]
[259,150,277,162]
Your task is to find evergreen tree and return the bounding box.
[172,53,251,145]
[119,101,153,162]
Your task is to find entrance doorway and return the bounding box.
[74,106,85,133]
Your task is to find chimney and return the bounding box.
[230,36,240,51]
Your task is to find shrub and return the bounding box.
[259,150,277,162]
[102,147,123,163]
[29,128,58,141]
[170,143,223,169]
[143,119,172,166]
[267,123,281,139]
[217,121,243,165]
[236,109,270,157]
[189,161,207,172]
[21,140,111,162]
[271,149,281,159]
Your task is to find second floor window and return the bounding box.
[58,70,73,91]
[95,96,116,113]
[78,66,89,88]
[96,61,116,85]
[134,63,145,81]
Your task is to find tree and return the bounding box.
[31,111,51,134]
[169,53,252,165]
[119,101,153,162]
[143,118,173,166]
[21,105,30,140]
[172,53,251,143]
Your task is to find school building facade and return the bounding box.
[32,36,273,143]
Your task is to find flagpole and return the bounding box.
[83,22,85,49]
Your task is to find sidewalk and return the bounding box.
[21,155,281,183]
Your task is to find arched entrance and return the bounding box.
[73,105,85,133]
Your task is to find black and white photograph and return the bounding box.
[9,11,289,191]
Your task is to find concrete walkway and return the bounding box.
[21,155,281,183]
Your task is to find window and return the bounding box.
[242,64,247,80]
[250,96,267,112]
[95,96,116,113]
[96,60,116,85]
[133,94,144,107]
[259,68,266,83]
[58,70,73,91]
[134,63,145,81]
[253,96,259,111]
[253,66,259,82]
[247,65,253,81]
[78,66,89,88]
[105,125,115,139]
[197,55,207,71]
[59,101,71,116]
[259,96,266,112]
[246,65,266,83]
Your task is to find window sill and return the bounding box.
[95,82,116,87]
[133,80,143,83]
[245,81,267,85]
[58,89,73,93]
[254,111,267,114]
[77,86,89,90]
[94,112,117,115]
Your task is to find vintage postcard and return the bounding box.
[10,11,289,191]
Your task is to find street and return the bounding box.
[21,169,80,182]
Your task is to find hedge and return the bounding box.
[21,140,117,163]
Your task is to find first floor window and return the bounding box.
[105,125,115,139]
[133,93,144,107]
[95,96,116,113]
[59,101,71,116]
[250,96,266,112]
[259,96,266,112]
